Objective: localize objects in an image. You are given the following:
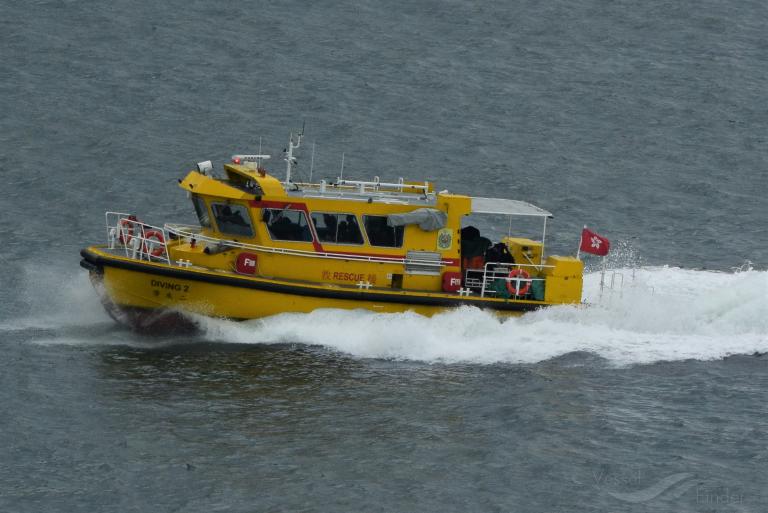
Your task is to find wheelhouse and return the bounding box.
[174,143,558,299]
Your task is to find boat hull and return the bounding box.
[81,246,547,333]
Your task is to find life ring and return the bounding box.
[143,230,166,257]
[117,216,139,245]
[506,269,531,296]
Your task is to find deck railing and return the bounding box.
[163,223,452,269]
[467,261,552,299]
[105,212,171,264]
[103,214,552,300]
[102,215,452,269]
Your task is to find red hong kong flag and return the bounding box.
[580,227,610,256]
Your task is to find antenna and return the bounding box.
[258,137,263,169]
[309,142,316,183]
[339,152,345,181]
[284,128,303,184]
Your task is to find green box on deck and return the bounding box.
[531,279,545,301]
[492,279,510,299]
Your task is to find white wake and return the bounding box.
[4,263,766,365]
[197,266,768,365]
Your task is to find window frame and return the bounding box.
[191,194,212,229]
[210,202,255,238]
[362,215,405,248]
[262,207,314,243]
[309,211,365,246]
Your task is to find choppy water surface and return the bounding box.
[1,0,767,511]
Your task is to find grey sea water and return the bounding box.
[1,0,767,511]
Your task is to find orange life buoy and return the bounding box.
[506,269,531,296]
[143,230,166,257]
[118,216,139,245]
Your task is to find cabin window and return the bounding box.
[310,212,364,245]
[263,208,313,242]
[192,195,211,228]
[363,215,404,247]
[211,203,254,237]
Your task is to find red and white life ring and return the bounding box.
[143,230,166,257]
[118,216,139,245]
[506,269,531,296]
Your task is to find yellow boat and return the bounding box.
[80,130,583,332]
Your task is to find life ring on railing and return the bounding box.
[143,230,166,258]
[506,269,531,296]
[118,216,139,245]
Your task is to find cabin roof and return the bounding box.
[470,197,553,218]
[182,166,550,218]
[286,188,437,206]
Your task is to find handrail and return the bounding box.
[164,223,451,268]
[476,261,552,298]
[101,214,556,299]
[104,215,556,292]
[105,212,171,264]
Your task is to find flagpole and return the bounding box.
[600,255,606,295]
[576,225,586,260]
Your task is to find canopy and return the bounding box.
[470,197,553,218]
[387,208,447,231]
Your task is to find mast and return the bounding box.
[284,123,305,184]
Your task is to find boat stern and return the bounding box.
[540,255,584,304]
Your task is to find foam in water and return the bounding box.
[0,263,110,331]
[198,267,768,365]
[5,262,766,365]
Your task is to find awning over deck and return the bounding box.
[470,197,553,218]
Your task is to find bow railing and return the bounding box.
[105,211,171,264]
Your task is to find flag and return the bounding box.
[579,227,610,256]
